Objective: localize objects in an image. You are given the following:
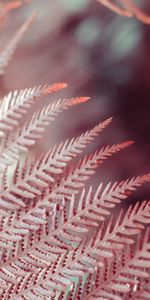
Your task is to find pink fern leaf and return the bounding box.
[0,141,131,226]
[87,227,150,300]
[0,176,149,299]
[1,117,110,191]
[0,82,67,139]
[0,95,90,168]
[0,144,135,264]
[11,200,150,300]
[0,4,149,300]
[50,141,133,202]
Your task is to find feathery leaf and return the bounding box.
[0,176,149,299]
[7,199,149,299]
[0,95,89,169]
[0,82,67,139]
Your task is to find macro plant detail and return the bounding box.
[0,1,149,300]
[97,0,150,24]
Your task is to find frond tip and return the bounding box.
[0,82,67,137]
[0,95,90,169]
[67,96,90,105]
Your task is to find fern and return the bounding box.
[97,0,150,24]
[0,2,149,300]
[0,11,36,75]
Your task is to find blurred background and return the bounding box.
[0,0,149,202]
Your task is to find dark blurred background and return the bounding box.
[0,0,149,202]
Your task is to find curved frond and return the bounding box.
[0,175,149,299]
[50,141,133,202]
[3,199,149,299]
[1,116,109,190]
[0,96,90,209]
[0,12,36,75]
[50,201,150,300]
[0,82,67,139]
[0,3,149,298]
[0,138,129,215]
[87,227,150,300]
[0,95,90,168]
[6,115,111,168]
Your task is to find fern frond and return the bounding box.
[6,199,149,299]
[0,136,128,237]
[0,82,67,139]
[1,173,148,260]
[97,0,150,24]
[0,138,129,215]
[50,141,133,202]
[2,116,114,212]
[0,141,137,266]
[0,11,36,75]
[0,175,149,299]
[0,95,89,168]
[1,116,110,191]
[87,227,150,300]
[49,201,150,299]
[9,118,112,175]
[0,3,149,299]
